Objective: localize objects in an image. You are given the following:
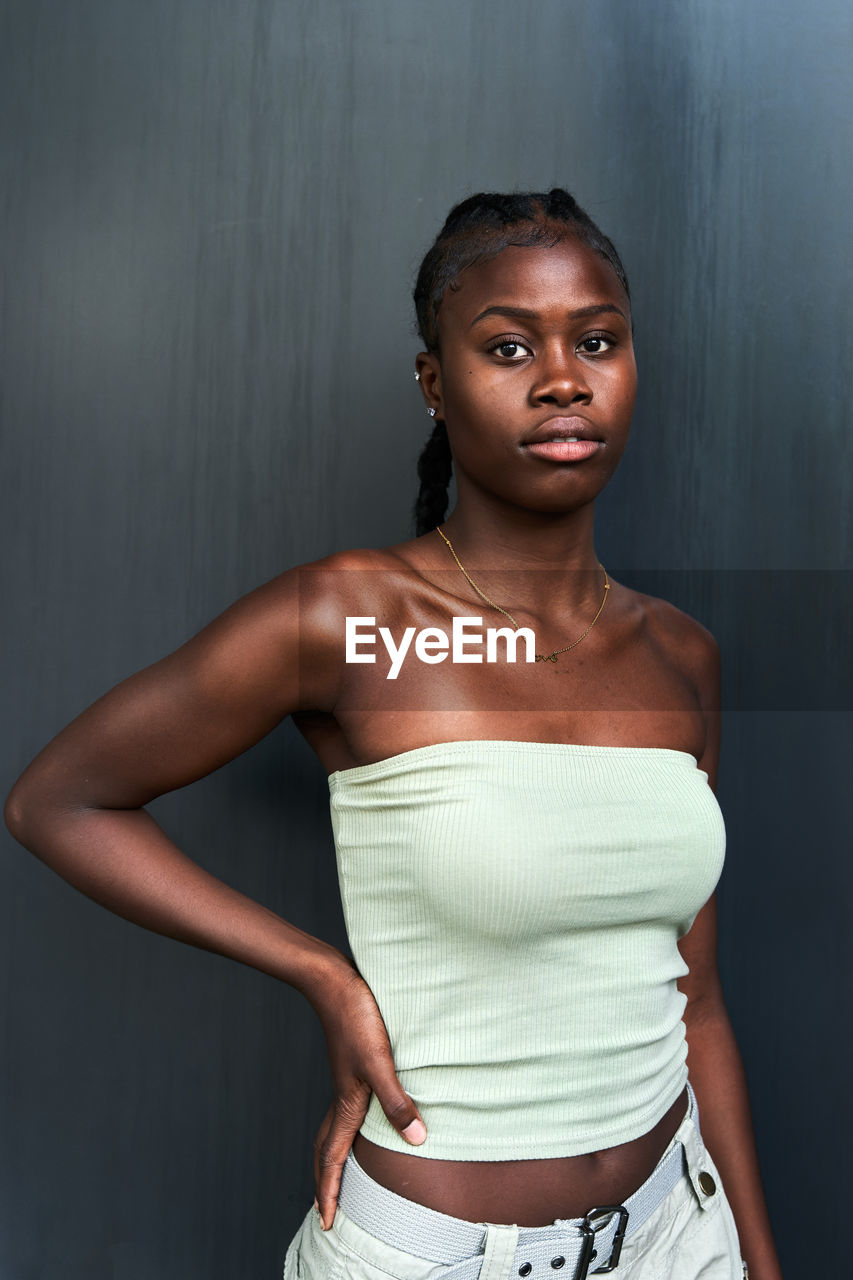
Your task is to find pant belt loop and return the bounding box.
[479,1223,520,1280]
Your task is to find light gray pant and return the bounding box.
[283,1102,746,1279]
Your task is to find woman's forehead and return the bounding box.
[438,239,629,330]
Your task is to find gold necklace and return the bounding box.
[435,524,610,663]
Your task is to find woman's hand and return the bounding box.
[310,962,427,1231]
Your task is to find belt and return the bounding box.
[337,1084,698,1279]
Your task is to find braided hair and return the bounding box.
[411,189,630,536]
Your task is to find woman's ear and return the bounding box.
[414,352,443,418]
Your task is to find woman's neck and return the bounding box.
[432,505,605,622]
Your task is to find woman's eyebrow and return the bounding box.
[469,303,627,328]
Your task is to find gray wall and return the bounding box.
[2,2,850,1276]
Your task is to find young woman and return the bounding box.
[5,190,781,1279]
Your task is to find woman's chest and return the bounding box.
[329,744,726,941]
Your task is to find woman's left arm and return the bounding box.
[679,896,782,1280]
[677,626,783,1280]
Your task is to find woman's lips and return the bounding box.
[524,439,602,462]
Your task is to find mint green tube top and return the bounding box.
[328,740,726,1161]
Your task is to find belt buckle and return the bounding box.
[576,1205,629,1276]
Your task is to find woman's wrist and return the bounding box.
[282,930,359,1009]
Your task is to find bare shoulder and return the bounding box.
[265,544,418,668]
[288,544,416,618]
[304,542,427,574]
[302,546,404,571]
[619,584,721,702]
[251,545,402,604]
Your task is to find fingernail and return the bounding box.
[402,1118,427,1144]
[313,1198,325,1230]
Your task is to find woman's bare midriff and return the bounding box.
[351,1086,690,1227]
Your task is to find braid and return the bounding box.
[411,188,630,535]
[413,419,453,538]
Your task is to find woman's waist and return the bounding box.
[355,1036,691,1162]
[350,1084,691,1228]
[352,953,692,1087]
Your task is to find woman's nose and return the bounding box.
[531,348,592,405]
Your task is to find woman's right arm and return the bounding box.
[3,562,427,1224]
[4,569,342,988]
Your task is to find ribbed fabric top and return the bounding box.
[328,740,726,1160]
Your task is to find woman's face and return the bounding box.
[417,236,637,516]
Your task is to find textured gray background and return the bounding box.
[2,2,851,1276]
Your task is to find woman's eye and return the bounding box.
[578,334,614,355]
[489,340,532,361]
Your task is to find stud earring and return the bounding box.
[427,407,436,417]
[414,371,421,382]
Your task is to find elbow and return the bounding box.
[683,988,730,1037]
[4,779,37,845]
[4,772,58,848]
[4,744,77,845]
